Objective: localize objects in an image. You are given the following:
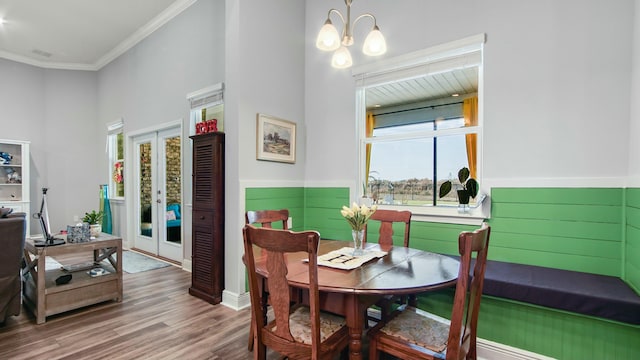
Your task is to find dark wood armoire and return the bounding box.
[189,132,224,304]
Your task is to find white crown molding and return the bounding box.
[0,0,197,71]
[0,50,96,71]
[95,0,198,71]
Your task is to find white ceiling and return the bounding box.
[0,0,195,71]
[0,0,477,109]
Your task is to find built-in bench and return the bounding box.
[478,260,640,325]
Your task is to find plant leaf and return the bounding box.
[458,167,470,183]
[466,178,479,198]
[439,181,452,198]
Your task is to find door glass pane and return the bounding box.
[139,142,152,237]
[115,132,125,197]
[165,136,181,244]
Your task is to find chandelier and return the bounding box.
[315,0,387,69]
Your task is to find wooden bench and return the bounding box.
[478,259,640,325]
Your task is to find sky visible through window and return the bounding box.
[371,120,468,183]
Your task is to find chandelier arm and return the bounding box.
[327,8,346,27]
[352,13,377,30]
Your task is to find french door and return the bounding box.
[133,127,182,262]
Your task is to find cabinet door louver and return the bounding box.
[189,133,224,304]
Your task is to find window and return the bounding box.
[187,83,224,136]
[354,34,487,221]
[108,120,124,199]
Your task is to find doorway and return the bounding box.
[132,127,182,263]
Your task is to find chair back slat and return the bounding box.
[365,209,412,248]
[245,209,289,229]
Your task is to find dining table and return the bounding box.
[253,239,460,360]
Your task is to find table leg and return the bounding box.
[344,294,364,360]
[36,253,46,324]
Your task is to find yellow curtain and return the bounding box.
[463,97,478,179]
[365,113,375,192]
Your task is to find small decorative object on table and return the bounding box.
[83,210,104,237]
[340,202,378,255]
[67,223,90,243]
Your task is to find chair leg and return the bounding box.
[369,334,380,360]
[247,312,255,351]
[408,294,417,307]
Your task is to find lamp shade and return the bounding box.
[331,46,353,69]
[362,26,387,56]
[316,20,341,51]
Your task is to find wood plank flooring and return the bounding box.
[0,263,286,360]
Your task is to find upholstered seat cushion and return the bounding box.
[380,306,450,354]
[271,306,346,345]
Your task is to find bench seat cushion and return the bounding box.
[481,260,640,325]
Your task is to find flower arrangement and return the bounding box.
[113,162,123,184]
[340,202,378,231]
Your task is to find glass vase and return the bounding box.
[352,229,365,256]
[100,184,113,234]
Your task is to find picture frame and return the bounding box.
[256,113,296,163]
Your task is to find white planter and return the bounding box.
[89,224,102,237]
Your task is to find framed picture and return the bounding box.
[256,113,296,163]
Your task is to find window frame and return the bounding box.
[353,34,489,224]
[107,119,125,200]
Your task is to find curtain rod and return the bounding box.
[372,100,463,117]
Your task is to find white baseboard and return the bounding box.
[181,258,192,272]
[221,290,250,311]
[477,338,556,360]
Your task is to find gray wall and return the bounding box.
[0,59,99,235]
[630,1,640,184]
[224,0,306,298]
[304,0,635,189]
[97,0,225,260]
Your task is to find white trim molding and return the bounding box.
[477,338,556,360]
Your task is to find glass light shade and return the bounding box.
[331,46,353,69]
[362,26,387,56]
[316,20,341,51]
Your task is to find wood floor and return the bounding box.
[0,263,286,360]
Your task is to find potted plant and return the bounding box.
[83,210,104,237]
[438,167,479,206]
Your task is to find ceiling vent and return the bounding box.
[32,49,53,58]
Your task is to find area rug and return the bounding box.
[122,250,171,273]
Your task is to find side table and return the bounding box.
[22,234,123,324]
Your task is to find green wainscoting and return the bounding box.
[625,188,640,292]
[245,187,305,230]
[489,188,623,277]
[419,290,640,360]
[303,187,351,240]
[244,186,640,358]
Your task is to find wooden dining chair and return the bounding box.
[245,209,289,230]
[243,225,350,360]
[244,209,289,351]
[363,209,413,324]
[364,209,412,248]
[367,223,491,360]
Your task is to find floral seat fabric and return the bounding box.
[379,306,450,354]
[270,306,346,345]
